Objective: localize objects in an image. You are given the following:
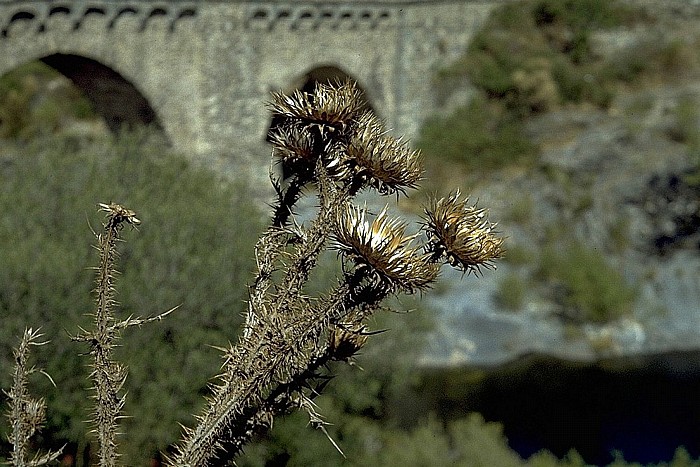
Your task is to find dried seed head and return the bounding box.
[331,112,423,195]
[268,80,366,127]
[98,203,140,227]
[423,191,504,274]
[334,204,438,293]
[268,123,319,178]
[328,327,368,361]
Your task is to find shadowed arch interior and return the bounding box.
[40,53,162,133]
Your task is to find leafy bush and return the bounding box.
[537,243,636,323]
[425,0,642,173]
[417,95,536,172]
[0,61,96,140]
[496,273,527,311]
[434,0,641,117]
[0,131,264,462]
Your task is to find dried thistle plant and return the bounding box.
[166,81,504,465]
[5,328,63,466]
[71,203,175,466]
[2,81,503,466]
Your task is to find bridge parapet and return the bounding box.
[244,2,394,30]
[0,0,503,186]
[0,1,197,37]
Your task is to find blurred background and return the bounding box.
[1,0,700,465]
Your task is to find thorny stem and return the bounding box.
[71,203,142,467]
[9,332,33,466]
[272,177,305,228]
[275,165,348,316]
[168,167,354,465]
[91,207,130,467]
[168,279,358,466]
[215,342,339,460]
[7,329,63,467]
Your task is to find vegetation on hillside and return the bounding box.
[0,130,265,462]
[3,0,700,462]
[418,0,700,176]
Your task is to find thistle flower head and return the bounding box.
[99,203,140,228]
[268,123,319,177]
[423,191,504,274]
[268,80,366,127]
[328,326,368,361]
[330,112,423,195]
[334,204,438,293]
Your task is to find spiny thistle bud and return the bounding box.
[423,191,504,274]
[268,123,319,178]
[334,204,438,293]
[98,203,141,228]
[328,327,368,362]
[268,80,366,127]
[331,112,423,195]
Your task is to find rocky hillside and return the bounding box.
[420,0,700,367]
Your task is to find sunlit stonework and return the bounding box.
[334,204,438,292]
[424,191,504,274]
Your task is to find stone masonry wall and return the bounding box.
[0,0,504,181]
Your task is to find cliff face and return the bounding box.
[421,1,700,367]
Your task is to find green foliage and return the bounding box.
[502,245,535,267]
[417,95,536,172]
[506,195,534,224]
[243,411,530,467]
[0,131,264,463]
[537,242,636,323]
[603,38,700,87]
[532,0,631,33]
[495,273,527,311]
[0,61,96,140]
[424,0,648,173]
[674,96,700,186]
[435,0,631,115]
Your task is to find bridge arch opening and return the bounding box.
[38,54,163,134]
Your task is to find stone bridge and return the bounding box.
[0,0,500,177]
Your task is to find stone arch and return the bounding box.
[2,9,40,37]
[36,53,163,133]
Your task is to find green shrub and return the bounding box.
[0,131,264,462]
[417,95,536,172]
[425,0,649,172]
[433,0,645,120]
[502,245,535,267]
[674,96,700,186]
[537,243,636,323]
[495,273,527,311]
[0,61,96,140]
[533,0,630,32]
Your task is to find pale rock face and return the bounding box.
[423,90,700,367]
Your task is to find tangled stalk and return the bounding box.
[4,80,502,466]
[5,328,63,467]
[167,81,504,465]
[70,203,174,466]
